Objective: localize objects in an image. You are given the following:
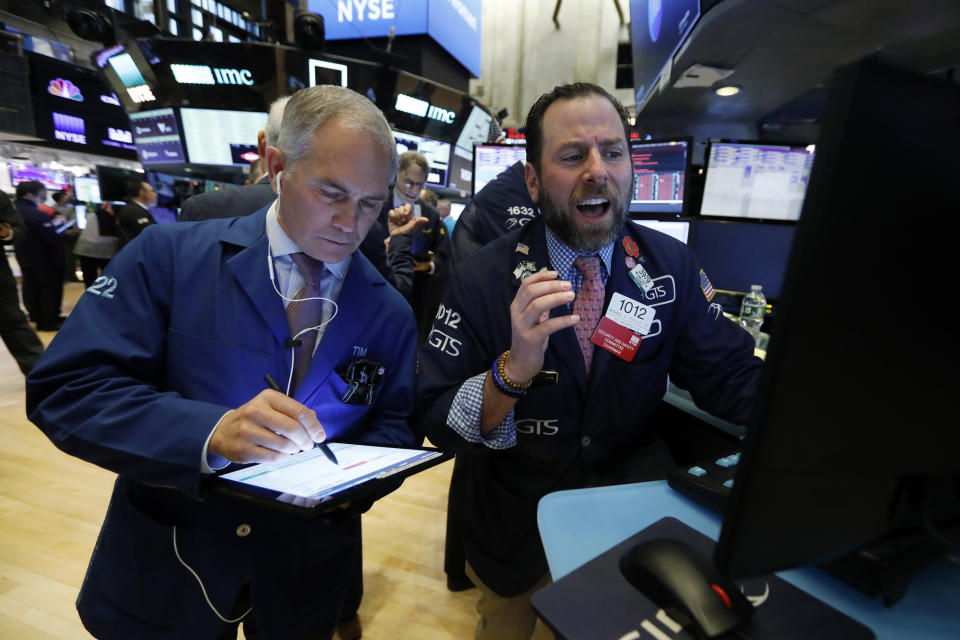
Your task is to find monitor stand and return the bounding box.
[820,531,948,607]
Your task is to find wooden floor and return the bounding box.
[0,281,477,639]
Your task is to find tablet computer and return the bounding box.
[210,442,451,515]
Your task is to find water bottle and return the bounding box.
[739,284,766,343]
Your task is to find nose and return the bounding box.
[584,148,608,184]
[330,200,359,233]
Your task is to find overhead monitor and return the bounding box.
[713,60,960,603]
[454,105,494,162]
[629,138,690,215]
[630,0,700,108]
[700,141,815,221]
[179,108,267,166]
[8,162,71,191]
[96,165,145,203]
[393,130,452,188]
[688,220,795,299]
[631,218,690,244]
[472,143,526,195]
[73,176,102,203]
[129,108,186,164]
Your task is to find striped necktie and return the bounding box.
[285,252,327,392]
[573,255,604,375]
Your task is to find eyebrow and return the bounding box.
[555,137,627,150]
[308,177,386,201]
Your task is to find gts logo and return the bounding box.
[516,419,558,436]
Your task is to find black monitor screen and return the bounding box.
[472,143,526,195]
[688,220,795,299]
[96,165,145,202]
[713,60,960,598]
[700,141,815,221]
[393,131,452,188]
[629,139,689,215]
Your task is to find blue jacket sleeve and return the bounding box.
[25,226,229,498]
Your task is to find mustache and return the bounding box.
[570,184,621,204]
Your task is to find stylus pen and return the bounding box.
[264,374,339,465]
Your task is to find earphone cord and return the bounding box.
[172,526,252,623]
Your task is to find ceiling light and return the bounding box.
[715,85,742,97]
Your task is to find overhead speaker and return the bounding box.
[294,10,325,51]
[67,9,116,47]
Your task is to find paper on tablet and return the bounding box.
[218,442,442,501]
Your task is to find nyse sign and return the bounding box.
[336,0,395,22]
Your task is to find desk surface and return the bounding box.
[538,481,960,640]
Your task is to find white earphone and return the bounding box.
[275,170,283,196]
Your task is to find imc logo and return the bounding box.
[53,112,86,145]
[170,64,254,86]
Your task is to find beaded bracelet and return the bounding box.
[490,350,531,398]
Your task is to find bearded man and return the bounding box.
[417,82,763,640]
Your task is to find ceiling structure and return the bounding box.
[635,0,960,143]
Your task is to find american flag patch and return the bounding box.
[699,269,715,301]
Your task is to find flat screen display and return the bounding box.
[472,143,526,195]
[180,108,267,166]
[129,108,186,164]
[449,202,465,220]
[630,0,700,106]
[689,219,796,299]
[700,142,815,221]
[393,130,452,188]
[454,105,494,162]
[629,139,689,214]
[8,162,71,191]
[96,165,145,203]
[73,176,102,203]
[631,219,690,244]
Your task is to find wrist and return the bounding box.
[491,350,532,398]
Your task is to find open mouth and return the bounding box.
[576,197,611,219]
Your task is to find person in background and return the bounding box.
[73,202,118,288]
[116,179,157,250]
[0,190,44,374]
[52,190,81,282]
[418,187,439,208]
[26,84,419,640]
[178,96,290,223]
[438,199,456,236]
[417,83,763,640]
[381,151,451,345]
[451,161,539,264]
[13,181,73,332]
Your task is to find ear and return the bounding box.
[264,146,285,194]
[257,130,267,158]
[524,162,540,204]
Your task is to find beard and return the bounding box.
[539,182,629,254]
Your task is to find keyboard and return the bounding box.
[666,450,741,513]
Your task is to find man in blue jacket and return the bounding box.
[26,85,418,640]
[418,83,763,640]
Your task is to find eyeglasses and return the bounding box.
[400,178,425,191]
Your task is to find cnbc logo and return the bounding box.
[170,63,254,86]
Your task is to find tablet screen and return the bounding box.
[216,443,445,507]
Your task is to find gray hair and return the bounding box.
[277,86,397,175]
[264,95,291,148]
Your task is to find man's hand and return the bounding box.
[387,204,413,234]
[0,222,11,241]
[506,270,580,383]
[209,390,327,463]
[413,251,434,272]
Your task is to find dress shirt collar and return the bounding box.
[266,200,348,281]
[544,224,614,285]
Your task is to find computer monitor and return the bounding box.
[472,143,526,195]
[629,138,690,215]
[96,165,145,203]
[631,219,690,245]
[393,130,452,188]
[179,108,267,166]
[713,59,960,603]
[687,220,795,300]
[8,162,71,192]
[449,202,466,220]
[699,140,815,221]
[73,176,101,203]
